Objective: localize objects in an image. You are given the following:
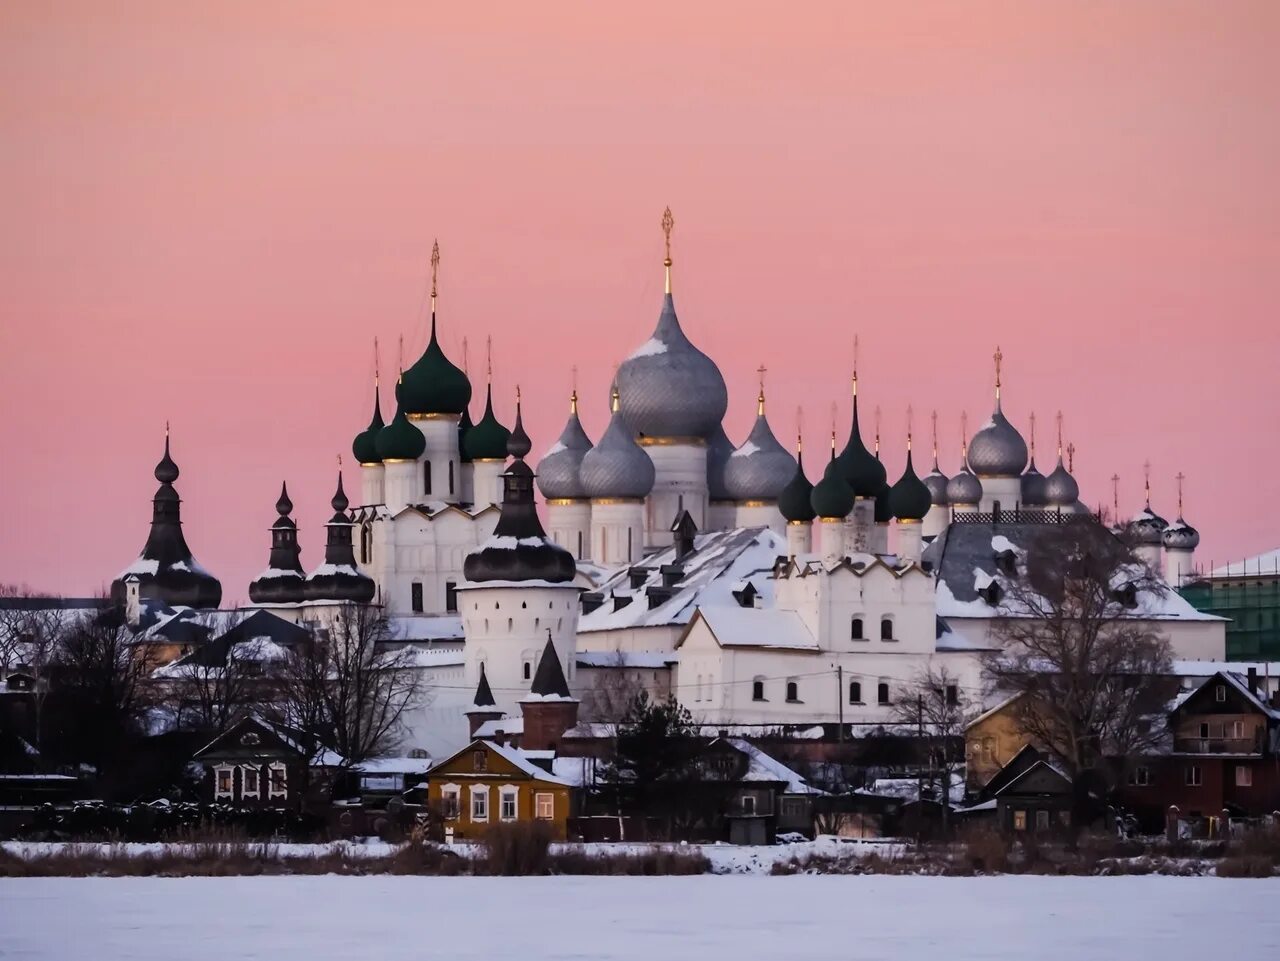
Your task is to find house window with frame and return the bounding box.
[441,787,460,819]
[1035,809,1050,830]
[851,617,864,640]
[981,737,995,762]
[535,792,554,820]
[500,788,518,821]
[752,678,766,701]
[473,750,487,772]
[523,661,532,681]
[880,617,894,641]
[471,787,489,821]
[268,763,288,799]
[214,766,234,799]
[445,580,458,613]
[1185,764,1203,787]
[1013,810,1027,831]
[877,682,890,706]
[411,582,424,613]
[1236,765,1253,787]
[742,795,757,816]
[1128,766,1150,787]
[360,524,372,564]
[786,680,800,703]
[1215,685,1226,702]
[849,680,862,704]
[241,765,260,799]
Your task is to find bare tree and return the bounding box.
[982,521,1176,779]
[271,604,425,769]
[0,586,73,759]
[166,615,266,737]
[892,664,971,835]
[578,650,651,724]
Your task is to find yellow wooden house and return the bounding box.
[425,739,577,841]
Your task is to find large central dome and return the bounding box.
[615,292,728,440]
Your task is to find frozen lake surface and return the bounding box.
[2,874,1278,960]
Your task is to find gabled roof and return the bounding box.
[192,714,344,767]
[428,738,573,786]
[1174,671,1280,720]
[976,743,1043,801]
[721,738,824,794]
[676,606,818,652]
[964,691,1025,731]
[578,528,785,633]
[993,759,1072,798]
[166,609,308,668]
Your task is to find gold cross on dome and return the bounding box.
[1176,472,1186,515]
[661,207,674,262]
[430,240,440,299]
[994,345,1003,385]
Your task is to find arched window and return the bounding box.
[507,618,513,633]
[423,460,432,496]
[521,601,527,609]
[448,461,455,496]
[880,617,894,641]
[849,681,862,704]
[786,680,799,703]
[359,524,372,564]
[752,678,765,701]
[877,682,890,705]
[577,531,584,558]
[523,661,532,681]
[851,617,864,641]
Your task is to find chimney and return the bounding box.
[125,578,142,629]
[1248,667,1259,694]
[671,510,698,561]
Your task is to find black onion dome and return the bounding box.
[507,397,532,459]
[249,481,306,604]
[967,406,1028,477]
[946,462,983,507]
[376,402,426,461]
[1128,505,1168,546]
[1021,458,1049,507]
[889,448,933,521]
[836,394,886,497]
[304,471,375,603]
[536,393,594,500]
[810,451,855,519]
[1043,456,1079,507]
[463,442,576,584]
[580,390,656,500]
[352,383,385,466]
[616,293,728,439]
[706,424,735,501]
[398,314,472,416]
[111,433,222,610]
[924,455,950,508]
[463,384,510,460]
[1162,517,1201,550]
[723,399,796,502]
[778,449,817,522]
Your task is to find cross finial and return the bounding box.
[165,419,170,438]
[374,337,381,386]
[1056,410,1064,455]
[874,404,881,456]
[1143,459,1152,505]
[1028,411,1037,458]
[486,334,493,382]
[906,405,914,451]
[1111,473,1120,515]
[1066,442,1075,471]
[1176,472,1186,517]
[430,239,440,302]
[661,206,674,293]
[994,345,1003,390]
[960,411,969,459]
[852,335,860,395]
[516,384,522,404]
[756,364,767,415]
[795,405,804,454]
[931,409,939,461]
[830,401,838,455]
[337,453,343,469]
[461,336,469,376]
[570,365,579,414]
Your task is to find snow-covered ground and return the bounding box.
[2,875,1278,960]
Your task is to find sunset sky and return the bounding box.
[1,1,1277,598]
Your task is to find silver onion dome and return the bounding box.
[968,408,1028,477]
[1043,455,1079,507]
[1162,518,1200,551]
[580,388,656,500]
[706,423,735,501]
[1021,460,1049,507]
[1129,505,1168,545]
[536,391,594,500]
[722,394,796,501]
[946,464,983,507]
[615,292,728,440]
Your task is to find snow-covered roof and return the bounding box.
[575,651,677,669]
[679,606,818,652]
[868,777,965,805]
[1171,659,1280,678]
[928,520,1223,622]
[352,756,434,775]
[389,615,464,642]
[578,528,785,634]
[1210,549,1280,579]
[724,738,823,794]
[550,756,596,787]
[392,646,466,669]
[474,717,523,738]
[483,740,575,786]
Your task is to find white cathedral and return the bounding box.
[113,212,1224,756]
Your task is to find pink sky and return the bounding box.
[2,1,1277,599]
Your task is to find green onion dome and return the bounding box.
[398,315,472,416]
[777,448,816,523]
[352,383,385,466]
[463,384,510,460]
[810,449,855,519]
[837,393,886,497]
[458,404,475,464]
[375,401,426,461]
[889,448,933,521]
